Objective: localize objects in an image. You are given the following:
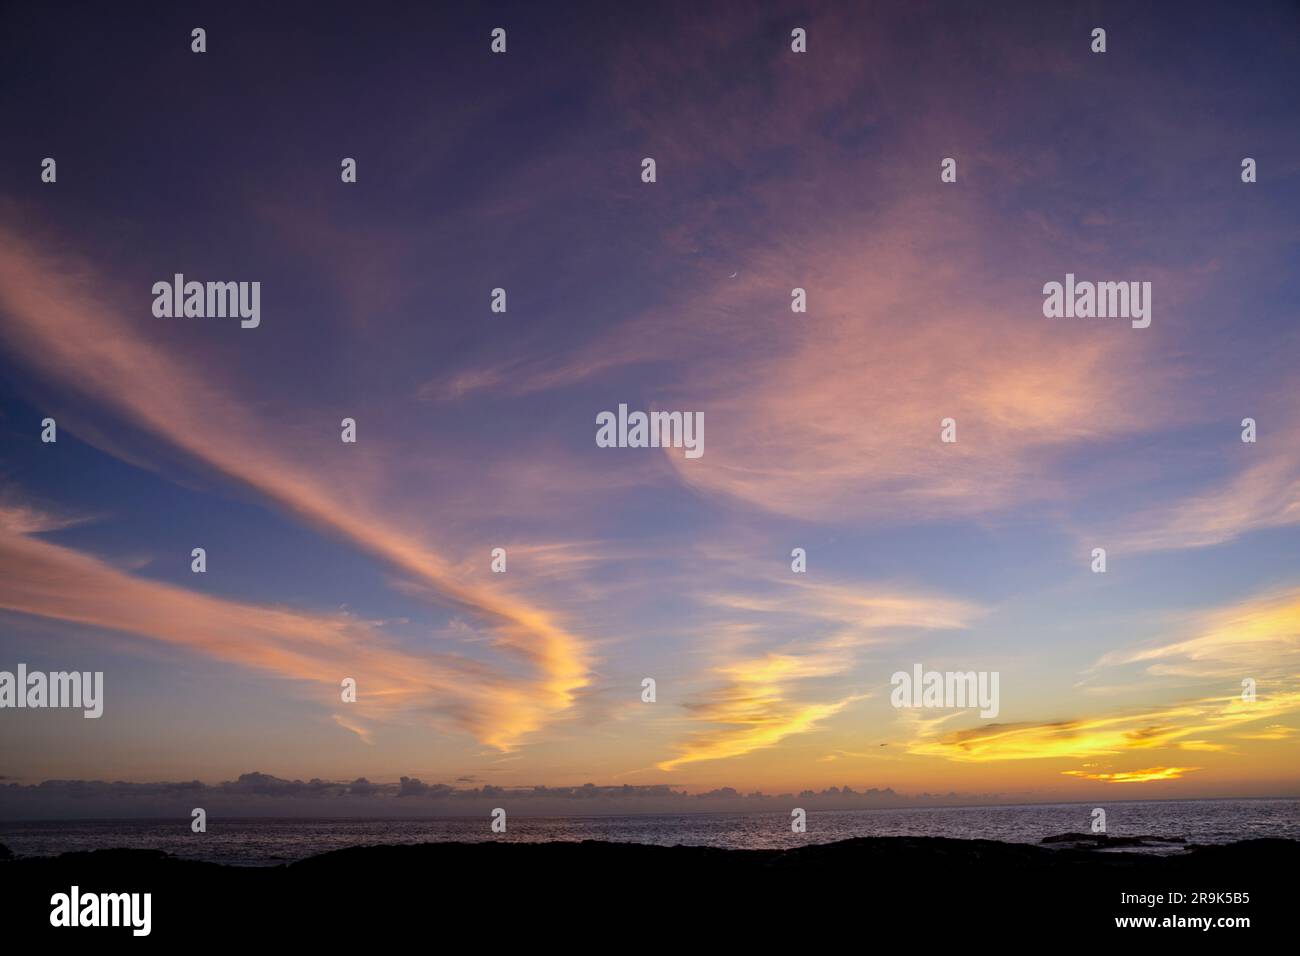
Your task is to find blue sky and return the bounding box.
[1,0,1299,813]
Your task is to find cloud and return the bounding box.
[408,2,1226,530]
[1236,725,1297,741]
[331,713,375,745]
[0,223,590,750]
[397,0,1300,574]
[1103,429,1300,553]
[1094,586,1300,680]
[419,200,1174,527]
[901,587,1300,768]
[0,771,973,821]
[704,576,985,633]
[1062,766,1201,783]
[658,578,981,770]
[0,505,566,745]
[900,691,1300,763]
[0,500,91,536]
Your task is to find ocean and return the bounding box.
[2,797,1296,867]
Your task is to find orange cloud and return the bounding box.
[893,587,1300,775]
[658,579,982,770]
[654,215,1178,522]
[0,225,590,749]
[1062,766,1201,783]
[1236,725,1297,741]
[0,509,547,744]
[1095,586,1300,680]
[657,660,863,773]
[900,691,1300,763]
[422,195,1179,525]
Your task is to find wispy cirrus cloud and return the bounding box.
[1062,766,1201,783]
[657,653,865,772]
[0,223,590,750]
[658,578,982,770]
[901,587,1300,769]
[4,0,1299,798]
[1094,586,1300,680]
[1102,432,1300,553]
[900,691,1300,764]
[0,506,542,744]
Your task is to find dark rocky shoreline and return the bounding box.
[1,834,1293,942]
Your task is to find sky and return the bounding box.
[1,0,1299,817]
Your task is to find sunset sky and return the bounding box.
[2,1,1299,814]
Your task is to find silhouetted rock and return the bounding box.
[1041,832,1188,849]
[0,836,1291,942]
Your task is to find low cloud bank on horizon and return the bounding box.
[5,770,1286,821]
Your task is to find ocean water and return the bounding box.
[1,798,1296,867]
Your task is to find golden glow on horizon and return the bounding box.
[1062,766,1201,783]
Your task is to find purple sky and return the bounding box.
[1,0,1299,817]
